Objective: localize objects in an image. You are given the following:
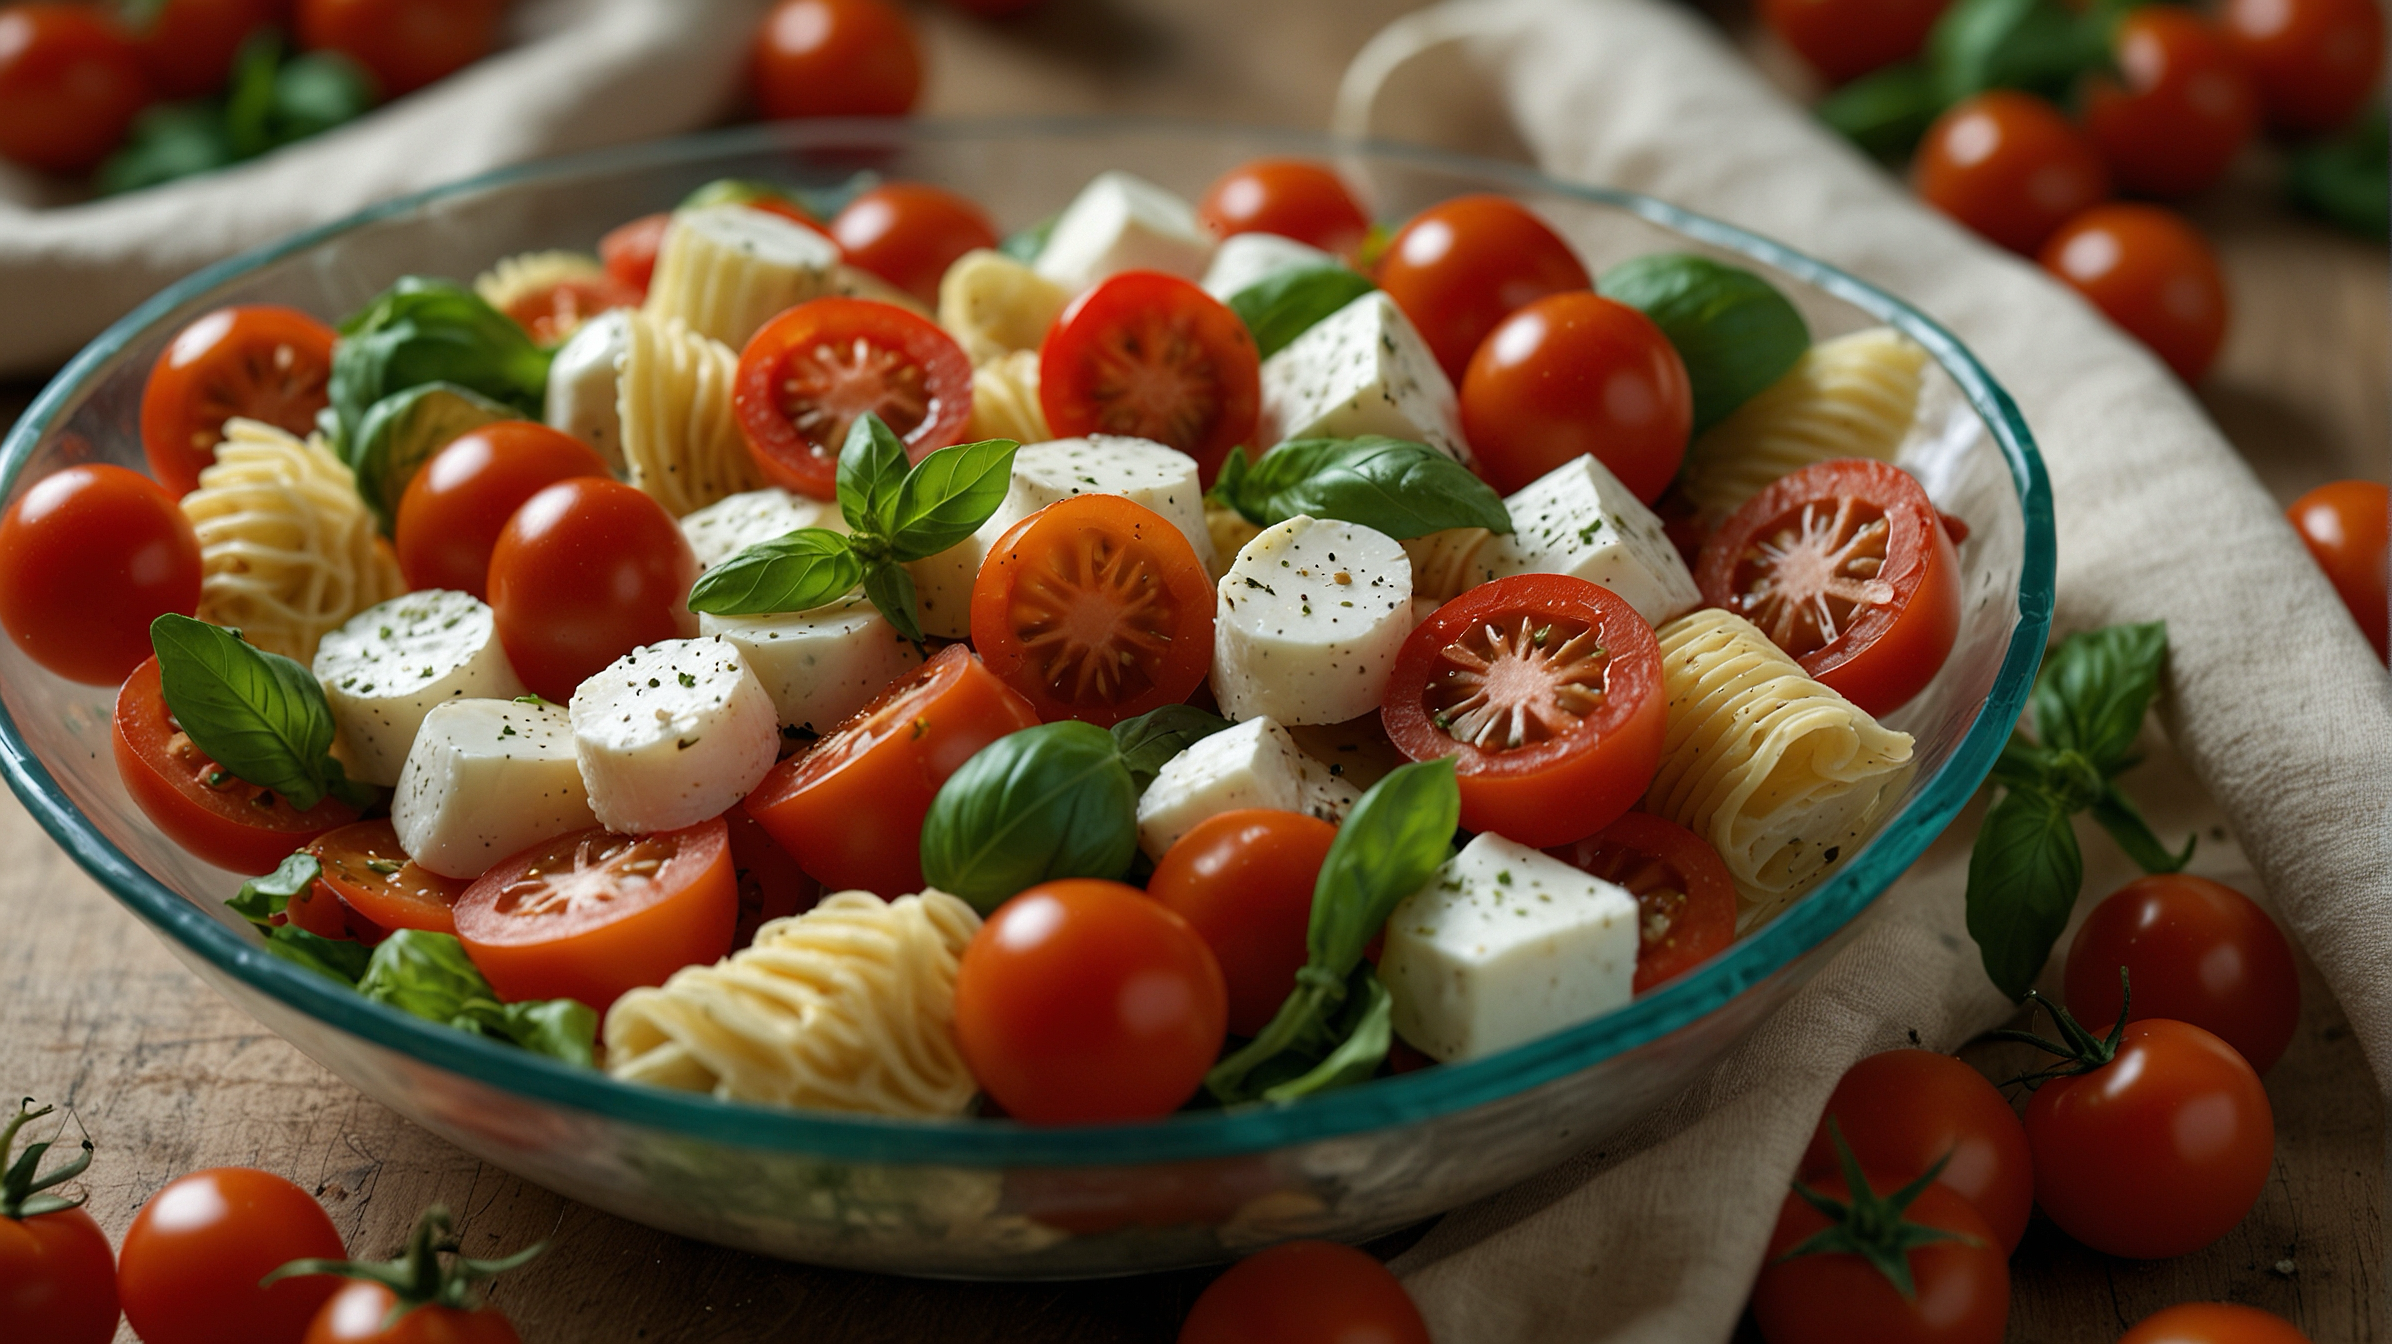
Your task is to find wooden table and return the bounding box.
[3,1,2383,1339]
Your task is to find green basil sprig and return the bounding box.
[1965,622,2195,999]
[329,277,552,457]
[1816,63,1945,162]
[1927,0,2106,105]
[919,722,1140,912]
[2287,107,2389,240]
[1208,758,1459,1105]
[687,414,1018,641]
[98,29,376,196]
[1226,266,1377,359]
[999,214,1059,264]
[1111,703,1235,793]
[150,615,374,814]
[348,382,515,530]
[226,853,372,982]
[1597,254,1810,435]
[1210,436,1512,540]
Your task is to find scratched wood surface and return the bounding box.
[2,1,2384,1340]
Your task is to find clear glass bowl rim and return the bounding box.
[0,116,2055,1168]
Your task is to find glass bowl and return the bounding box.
[0,119,2053,1278]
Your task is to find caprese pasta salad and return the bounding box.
[0,158,1969,1125]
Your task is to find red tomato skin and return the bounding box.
[1196,159,1373,257]
[118,1168,345,1344]
[1798,1049,2034,1252]
[1459,290,1693,502]
[0,464,201,685]
[0,5,150,175]
[831,183,1000,308]
[1036,271,1260,488]
[600,213,673,297]
[141,304,340,497]
[1145,808,1337,1037]
[1751,1176,2009,1344]
[395,421,612,598]
[2118,1302,2315,1344]
[1914,91,2111,254]
[732,297,977,499]
[2221,0,2385,134]
[485,478,699,702]
[1375,194,1591,382]
[2038,203,2229,384]
[304,1281,523,1343]
[751,0,921,120]
[2064,874,2301,1073]
[2285,479,2387,660]
[131,0,277,99]
[1546,810,1739,993]
[0,1204,119,1344]
[1178,1239,1431,1344]
[2082,7,2260,198]
[2025,1018,2274,1259]
[1760,0,1950,84]
[306,818,469,938]
[295,0,501,98]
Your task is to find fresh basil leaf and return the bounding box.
[330,278,552,452]
[999,214,1058,264]
[1816,61,1944,162]
[1226,266,1376,359]
[1928,0,2103,103]
[348,382,515,530]
[1260,970,1392,1103]
[97,103,240,195]
[477,997,599,1067]
[2029,621,2168,775]
[227,853,322,927]
[264,926,372,985]
[2089,782,2196,875]
[686,528,864,616]
[1307,757,1460,969]
[1219,437,1511,539]
[887,437,1021,562]
[1964,785,2083,1000]
[1986,731,2057,792]
[355,930,598,1065]
[1111,703,1234,793]
[919,722,1139,912]
[837,412,911,536]
[150,614,343,811]
[221,27,284,159]
[1598,254,1810,434]
[268,51,377,146]
[863,560,926,645]
[2288,107,2389,240]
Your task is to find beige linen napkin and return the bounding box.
[0,0,773,376]
[1334,2,2392,1339]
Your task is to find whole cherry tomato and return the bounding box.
[303,1279,522,1343]
[485,478,699,701]
[1547,811,1738,994]
[1459,290,1693,501]
[141,304,339,497]
[1759,0,1950,84]
[1375,194,1591,381]
[1038,271,1259,487]
[0,1101,118,1344]
[1145,808,1337,1036]
[2285,479,2387,660]
[118,1168,346,1344]
[2221,0,2385,134]
[2083,7,2260,198]
[2065,873,2301,1073]
[0,464,200,685]
[831,182,1000,307]
[2038,203,2229,384]
[751,0,921,120]
[394,421,612,598]
[1797,1049,2034,1252]
[1914,91,2110,254]
[1196,159,1373,256]
[1178,1240,1431,1344]
[1751,1172,2009,1344]
[0,4,149,175]
[296,0,502,98]
[733,298,975,498]
[129,0,276,99]
[2118,1303,2315,1344]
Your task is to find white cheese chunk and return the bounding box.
[544,308,633,472]
[1201,232,1337,302]
[313,591,527,788]
[1259,291,1470,465]
[680,487,847,571]
[569,636,779,834]
[1213,516,1411,726]
[699,595,924,735]
[1380,833,1639,1063]
[393,699,597,880]
[1033,171,1212,295]
[1407,454,1700,627]
[1134,715,1360,859]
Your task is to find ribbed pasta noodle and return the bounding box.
[473,250,605,314]
[1677,327,1928,521]
[618,311,767,518]
[938,249,1068,366]
[604,890,984,1118]
[644,205,841,349]
[966,350,1051,443]
[180,420,405,663]
[1645,608,1915,929]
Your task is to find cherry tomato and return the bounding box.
[0,1202,118,1344]
[129,0,276,99]
[303,1280,521,1344]
[1375,194,1591,382]
[1759,0,1950,84]
[751,0,921,120]
[727,807,819,948]
[1914,91,2111,254]
[1145,808,1336,1036]
[2285,479,2388,660]
[2064,874,2301,1073]
[953,878,1226,1123]
[1179,1239,1430,1344]
[2025,1016,2273,1258]
[394,421,612,598]
[1459,290,1692,501]
[115,656,362,873]
[1547,810,1737,994]
[2119,1303,2314,1344]
[969,494,1217,726]
[500,273,639,347]
[1751,1174,2009,1344]
[454,818,736,1012]
[282,872,357,940]
[140,304,338,498]
[0,4,149,175]
[118,1168,345,1344]
[2221,0,2385,134]
[2039,203,2229,383]
[1383,574,1667,847]
[486,478,698,701]
[733,297,975,499]
[0,464,200,685]
[600,213,673,297]
[305,819,470,940]
[2083,7,2259,198]
[831,182,1000,308]
[1037,271,1260,488]
[1797,1049,2034,1252]
[1196,159,1372,256]
[944,0,1045,13]
[743,645,1040,894]
[1696,458,1961,716]
[295,0,501,99]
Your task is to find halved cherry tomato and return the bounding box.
[1196,159,1372,257]
[1179,1239,1431,1344]
[2221,0,2385,134]
[1759,0,1950,85]
[453,818,736,1012]
[1798,1049,2035,1252]
[2083,7,2259,198]
[0,4,149,175]
[1038,271,1260,488]
[1547,810,1736,993]
[1696,458,1961,717]
[295,0,501,99]
[282,874,356,941]
[751,0,921,120]
[1914,91,2111,254]
[1751,1173,2009,1344]
[2119,1303,2314,1344]
[140,305,338,498]
[733,297,975,499]
[129,0,275,100]
[953,878,1226,1123]
[303,1280,522,1344]
[743,645,1040,894]
[499,272,639,346]
[305,819,470,939]
[2285,479,2386,660]
[599,213,673,297]
[969,494,1217,726]
[0,464,200,685]
[831,182,1000,307]
[2039,203,2229,384]
[1374,195,1591,382]
[1459,290,1692,501]
[486,478,698,702]
[2065,873,2301,1073]
[118,1168,345,1344]
[0,1197,118,1344]
[1145,808,1336,1037]
[727,807,819,948]
[1382,574,1667,847]
[114,656,362,874]
[395,421,612,598]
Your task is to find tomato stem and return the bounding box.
[1986,967,2134,1088]
[0,1097,93,1220]
[1776,1119,1978,1301]
[265,1204,544,1321]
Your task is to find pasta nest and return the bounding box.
[1677,327,1928,523]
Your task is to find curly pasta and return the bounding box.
[966,350,1050,443]
[604,890,984,1118]
[1677,327,1928,521]
[179,420,405,663]
[938,249,1069,366]
[618,311,767,518]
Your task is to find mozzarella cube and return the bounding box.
[1429,455,1700,627]
[699,595,924,734]
[1380,833,1639,1063]
[569,637,780,834]
[544,308,633,472]
[1259,292,1470,465]
[393,699,597,880]
[313,591,527,788]
[1213,516,1411,726]
[1134,716,1360,859]
[680,487,847,571]
[1201,232,1337,302]
[1034,171,1212,295]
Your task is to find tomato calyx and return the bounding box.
[1779,1121,1980,1301]
[0,1098,91,1220]
[267,1205,542,1326]
[1987,976,2133,1088]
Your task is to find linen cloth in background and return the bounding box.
[0,0,774,376]
[1333,2,2392,1340]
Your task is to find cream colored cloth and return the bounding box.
[1335,2,2392,1340]
[0,0,772,376]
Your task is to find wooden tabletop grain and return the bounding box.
[2,2,2384,1340]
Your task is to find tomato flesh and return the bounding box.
[0,464,201,686]
[502,274,639,346]
[1037,271,1260,488]
[0,1203,118,1344]
[117,1167,346,1344]
[141,305,339,498]
[306,818,470,939]
[1798,1049,2035,1252]
[1179,1240,1432,1344]
[1547,810,1736,993]
[733,297,975,499]
[2064,873,2301,1073]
